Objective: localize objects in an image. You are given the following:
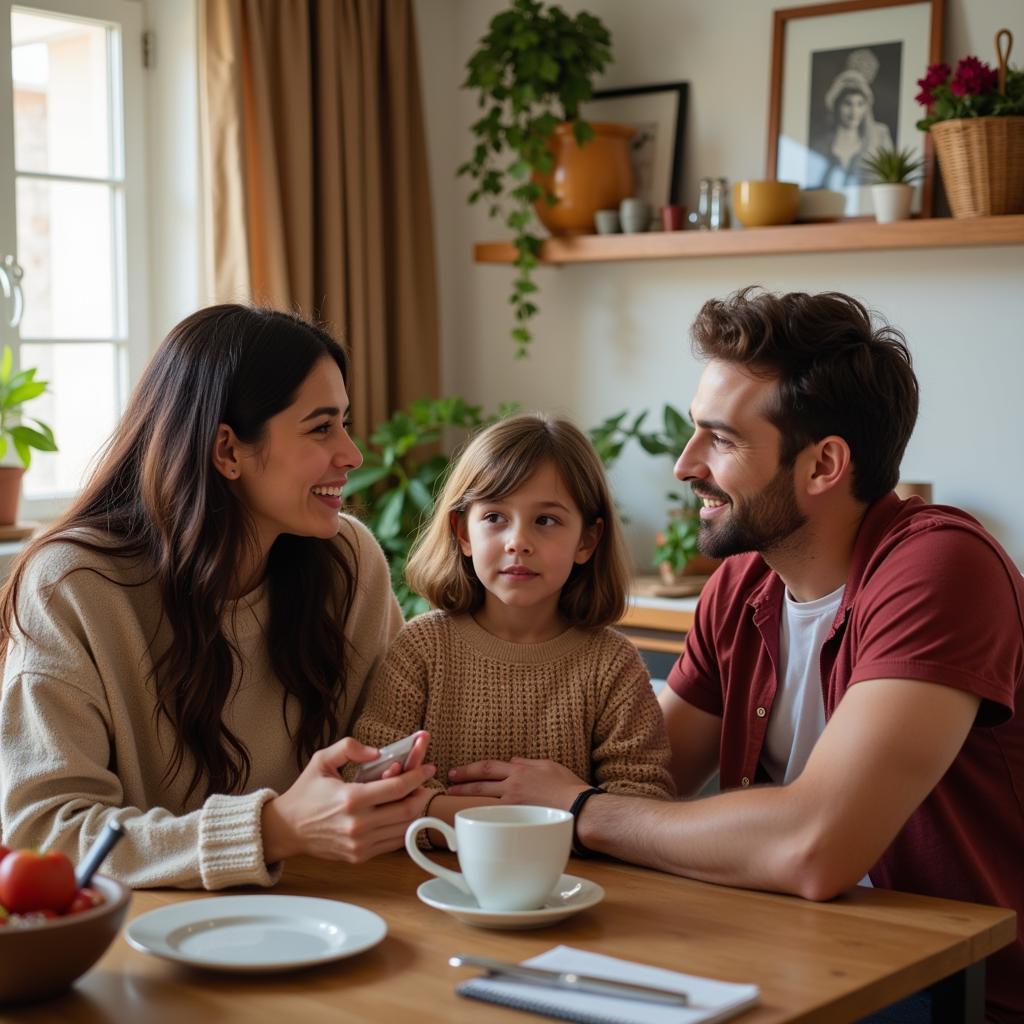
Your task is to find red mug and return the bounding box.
[660,204,685,231]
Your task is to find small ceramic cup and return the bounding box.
[660,204,685,231]
[619,197,651,233]
[405,805,572,911]
[594,209,621,234]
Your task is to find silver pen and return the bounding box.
[449,953,692,1007]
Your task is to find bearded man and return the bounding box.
[448,288,1024,1023]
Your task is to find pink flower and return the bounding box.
[950,56,997,98]
[915,62,950,107]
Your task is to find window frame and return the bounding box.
[0,0,149,522]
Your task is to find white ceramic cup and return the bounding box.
[619,196,651,233]
[405,805,572,911]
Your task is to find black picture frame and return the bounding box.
[582,81,689,208]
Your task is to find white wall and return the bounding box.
[415,0,1024,568]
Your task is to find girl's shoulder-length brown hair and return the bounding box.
[405,412,631,629]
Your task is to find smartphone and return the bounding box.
[354,731,427,783]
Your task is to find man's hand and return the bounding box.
[447,758,589,810]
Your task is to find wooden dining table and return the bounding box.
[11,851,1015,1024]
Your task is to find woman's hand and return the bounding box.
[446,758,588,810]
[261,735,435,865]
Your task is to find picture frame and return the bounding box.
[766,0,944,219]
[581,81,688,211]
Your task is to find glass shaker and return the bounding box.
[696,177,713,230]
[709,178,730,230]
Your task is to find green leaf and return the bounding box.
[376,486,407,540]
[407,477,433,512]
[343,463,392,495]
[4,381,47,408]
[5,367,36,392]
[28,419,55,445]
[9,424,57,452]
[0,347,10,385]
[638,435,672,456]
[663,404,693,446]
[0,435,7,463]
[12,438,30,468]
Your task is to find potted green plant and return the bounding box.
[590,403,716,581]
[863,146,924,222]
[0,346,58,526]
[459,0,616,357]
[915,30,1024,216]
[653,509,701,585]
[345,397,515,618]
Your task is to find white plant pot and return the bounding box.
[871,183,914,223]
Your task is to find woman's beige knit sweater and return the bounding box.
[354,611,675,800]
[0,515,402,890]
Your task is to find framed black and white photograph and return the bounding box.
[766,0,943,218]
[581,81,688,211]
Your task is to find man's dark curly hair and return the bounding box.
[691,287,919,503]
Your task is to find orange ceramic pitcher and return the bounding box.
[533,122,635,236]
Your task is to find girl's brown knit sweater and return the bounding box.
[354,610,675,800]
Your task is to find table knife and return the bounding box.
[449,953,693,1007]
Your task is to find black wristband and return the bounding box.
[569,786,605,858]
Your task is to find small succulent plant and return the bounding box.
[863,146,925,184]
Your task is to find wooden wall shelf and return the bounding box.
[474,214,1024,265]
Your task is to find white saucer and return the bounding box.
[125,894,387,972]
[416,873,604,929]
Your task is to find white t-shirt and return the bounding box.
[762,583,844,786]
[762,582,873,887]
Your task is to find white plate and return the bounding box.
[125,894,387,972]
[416,873,603,930]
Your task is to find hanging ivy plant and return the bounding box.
[458,0,612,358]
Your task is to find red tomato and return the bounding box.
[67,887,103,915]
[0,849,77,914]
[0,845,9,863]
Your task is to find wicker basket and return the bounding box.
[930,116,1024,217]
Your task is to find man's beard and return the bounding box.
[695,464,807,558]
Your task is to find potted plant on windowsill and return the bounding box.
[0,347,58,527]
[459,0,620,357]
[863,146,924,222]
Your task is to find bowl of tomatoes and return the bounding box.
[0,844,131,1004]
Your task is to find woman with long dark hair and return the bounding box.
[0,305,434,889]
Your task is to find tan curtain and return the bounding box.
[200,0,440,438]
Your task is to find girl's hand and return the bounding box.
[261,735,435,864]
[446,757,588,810]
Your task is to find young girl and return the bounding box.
[353,413,674,826]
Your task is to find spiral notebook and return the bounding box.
[456,946,760,1024]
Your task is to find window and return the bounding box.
[0,0,147,519]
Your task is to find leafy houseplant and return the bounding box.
[653,514,701,581]
[915,32,1024,217]
[590,404,711,580]
[459,0,612,357]
[0,346,58,525]
[863,146,924,223]
[346,397,516,618]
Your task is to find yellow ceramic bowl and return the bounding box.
[732,180,800,228]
